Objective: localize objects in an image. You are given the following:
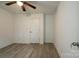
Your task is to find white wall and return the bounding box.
[45,14,54,43]
[14,14,44,44]
[55,2,79,57]
[0,8,14,48]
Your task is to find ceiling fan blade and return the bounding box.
[21,5,26,11]
[5,1,16,6]
[23,2,36,9]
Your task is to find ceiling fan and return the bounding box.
[5,1,36,12]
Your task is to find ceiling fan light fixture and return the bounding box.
[17,1,23,6]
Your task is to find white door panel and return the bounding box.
[29,15,40,43]
[30,18,40,43]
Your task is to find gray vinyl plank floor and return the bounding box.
[0,43,59,58]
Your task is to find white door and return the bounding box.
[29,15,40,43]
[15,14,40,43]
[15,15,30,43]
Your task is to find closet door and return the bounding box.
[29,15,40,43]
[15,14,42,44]
[15,15,30,43]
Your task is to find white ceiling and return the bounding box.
[0,1,60,14]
